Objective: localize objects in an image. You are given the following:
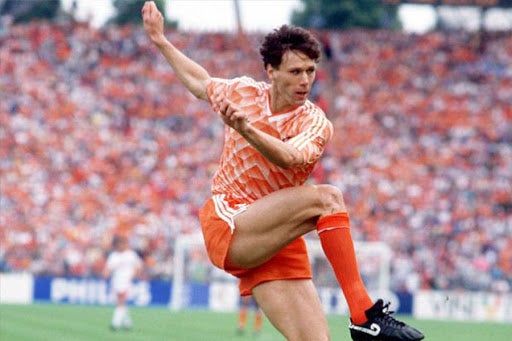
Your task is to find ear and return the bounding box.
[266,64,275,81]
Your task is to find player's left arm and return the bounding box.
[240,123,304,169]
[216,96,331,168]
[214,96,300,168]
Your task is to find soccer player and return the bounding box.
[142,2,424,340]
[103,235,142,331]
[237,295,263,336]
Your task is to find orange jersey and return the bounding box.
[206,76,333,204]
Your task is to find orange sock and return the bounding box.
[316,212,373,324]
[238,307,248,329]
[254,310,263,332]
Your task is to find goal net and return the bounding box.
[170,233,392,314]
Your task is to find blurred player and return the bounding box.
[103,235,142,331]
[237,295,263,336]
[142,1,424,340]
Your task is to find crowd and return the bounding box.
[1,18,511,293]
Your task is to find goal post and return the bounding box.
[170,233,392,314]
[170,233,202,311]
[306,237,392,292]
[307,237,393,314]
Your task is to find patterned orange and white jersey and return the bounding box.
[206,76,333,205]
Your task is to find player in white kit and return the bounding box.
[104,235,142,330]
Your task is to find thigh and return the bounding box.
[228,185,323,268]
[252,279,329,341]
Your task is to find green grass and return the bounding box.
[0,304,510,340]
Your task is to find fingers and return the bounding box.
[212,97,222,113]
[224,105,238,120]
[141,1,160,20]
[219,101,249,130]
[216,97,236,117]
[211,94,249,129]
[213,94,234,112]
[141,1,153,16]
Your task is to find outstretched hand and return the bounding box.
[142,1,165,45]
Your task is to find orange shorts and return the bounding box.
[199,197,312,296]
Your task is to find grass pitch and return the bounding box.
[1,303,510,340]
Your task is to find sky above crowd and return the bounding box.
[61,0,511,33]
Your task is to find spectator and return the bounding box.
[0,21,510,294]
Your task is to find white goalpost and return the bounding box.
[170,233,203,311]
[170,233,392,314]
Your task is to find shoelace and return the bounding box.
[376,301,406,328]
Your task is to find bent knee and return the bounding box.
[314,184,347,214]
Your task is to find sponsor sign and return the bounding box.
[414,290,512,322]
[33,276,170,306]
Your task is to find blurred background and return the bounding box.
[1,0,511,325]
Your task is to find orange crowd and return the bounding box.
[1,19,511,293]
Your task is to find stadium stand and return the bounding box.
[1,19,511,294]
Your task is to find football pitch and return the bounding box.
[1,304,510,340]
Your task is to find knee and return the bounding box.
[314,184,347,214]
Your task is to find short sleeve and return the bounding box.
[287,110,333,165]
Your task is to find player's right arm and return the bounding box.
[142,1,210,101]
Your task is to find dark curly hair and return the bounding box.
[259,25,321,69]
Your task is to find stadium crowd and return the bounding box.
[1,18,511,294]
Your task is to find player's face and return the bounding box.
[267,50,316,113]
